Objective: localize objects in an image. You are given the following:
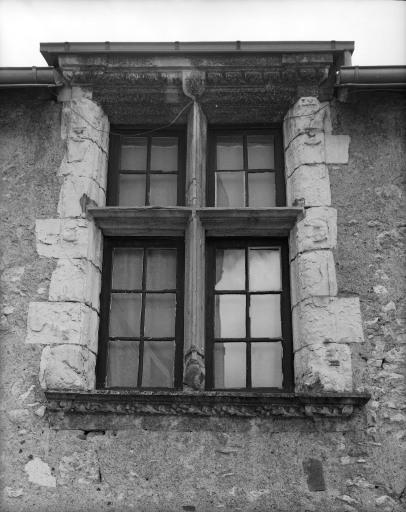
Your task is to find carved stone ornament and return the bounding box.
[45,390,369,419]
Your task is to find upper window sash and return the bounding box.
[107,129,186,207]
[207,128,285,208]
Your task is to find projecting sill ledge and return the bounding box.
[197,207,304,236]
[88,206,192,236]
[45,390,369,420]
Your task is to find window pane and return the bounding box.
[120,138,148,170]
[151,137,178,171]
[146,249,177,290]
[112,248,143,290]
[251,342,283,388]
[149,174,177,206]
[250,294,281,338]
[249,248,281,291]
[119,174,146,206]
[109,293,142,337]
[215,172,245,207]
[216,136,243,170]
[215,295,245,338]
[142,341,175,387]
[214,342,246,388]
[144,293,176,338]
[215,249,245,291]
[107,340,139,387]
[247,135,274,169]
[248,172,276,207]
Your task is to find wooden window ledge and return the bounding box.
[45,390,370,420]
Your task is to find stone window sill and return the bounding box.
[45,390,370,421]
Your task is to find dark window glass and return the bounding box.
[208,129,284,207]
[108,130,185,207]
[206,238,292,390]
[97,238,184,389]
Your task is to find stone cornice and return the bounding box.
[45,390,369,419]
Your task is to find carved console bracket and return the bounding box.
[45,390,369,422]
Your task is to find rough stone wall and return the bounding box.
[0,90,405,512]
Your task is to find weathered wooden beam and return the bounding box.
[183,102,207,390]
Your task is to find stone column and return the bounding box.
[26,88,109,390]
[183,102,207,390]
[284,97,363,392]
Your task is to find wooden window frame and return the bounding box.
[107,128,187,207]
[206,126,285,207]
[205,237,293,392]
[96,237,185,390]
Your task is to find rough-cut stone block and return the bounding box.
[39,345,96,390]
[290,251,337,306]
[290,207,337,257]
[57,175,106,218]
[292,296,364,350]
[36,218,102,268]
[283,97,330,147]
[62,97,109,150]
[287,164,331,207]
[325,134,350,164]
[49,259,101,310]
[26,302,99,352]
[285,132,325,176]
[295,342,352,392]
[58,143,108,191]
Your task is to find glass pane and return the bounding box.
[151,137,178,171]
[248,172,276,207]
[109,293,142,337]
[146,249,177,290]
[144,293,176,338]
[112,248,143,290]
[215,249,245,291]
[251,342,283,388]
[120,138,147,170]
[249,248,281,291]
[214,342,246,388]
[250,294,281,338]
[149,174,177,206]
[216,136,243,170]
[215,295,245,338]
[215,172,245,207]
[107,340,139,387]
[119,174,146,206]
[142,341,175,387]
[247,135,274,169]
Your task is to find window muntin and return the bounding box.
[206,238,293,391]
[208,129,284,208]
[108,130,186,207]
[97,238,184,389]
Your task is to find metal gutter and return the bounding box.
[0,67,62,88]
[336,66,406,89]
[40,40,355,66]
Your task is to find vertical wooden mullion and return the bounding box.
[205,242,215,389]
[174,240,185,389]
[137,247,147,387]
[243,134,249,207]
[280,240,293,391]
[96,239,113,388]
[145,137,152,206]
[107,133,121,205]
[245,246,251,389]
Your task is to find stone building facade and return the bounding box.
[0,42,405,511]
